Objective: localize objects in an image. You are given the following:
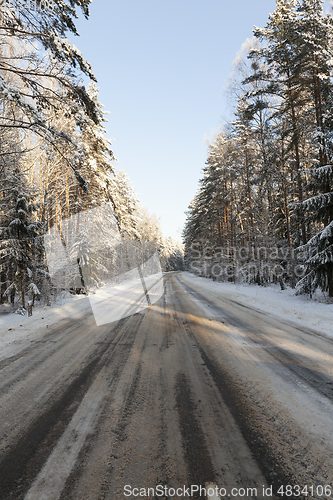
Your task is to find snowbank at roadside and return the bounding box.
[182,272,333,338]
[0,294,90,361]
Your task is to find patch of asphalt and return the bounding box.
[174,371,216,497]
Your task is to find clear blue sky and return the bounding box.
[70,0,279,241]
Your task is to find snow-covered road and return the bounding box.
[177,273,333,493]
[0,272,332,499]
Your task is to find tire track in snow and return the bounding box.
[0,314,143,499]
[23,310,149,500]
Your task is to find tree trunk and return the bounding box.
[0,271,7,304]
[328,264,333,298]
[20,274,25,309]
[286,62,307,245]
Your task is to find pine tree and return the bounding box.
[296,163,333,297]
[80,83,116,207]
[245,0,310,245]
[109,171,140,238]
[0,0,97,119]
[292,0,333,296]
[0,3,100,194]
[0,164,42,308]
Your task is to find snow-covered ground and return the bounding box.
[0,272,163,360]
[182,272,333,338]
[1,272,332,363]
[0,294,89,362]
[89,273,163,325]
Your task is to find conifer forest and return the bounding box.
[0,0,183,311]
[2,0,333,310]
[183,0,333,299]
